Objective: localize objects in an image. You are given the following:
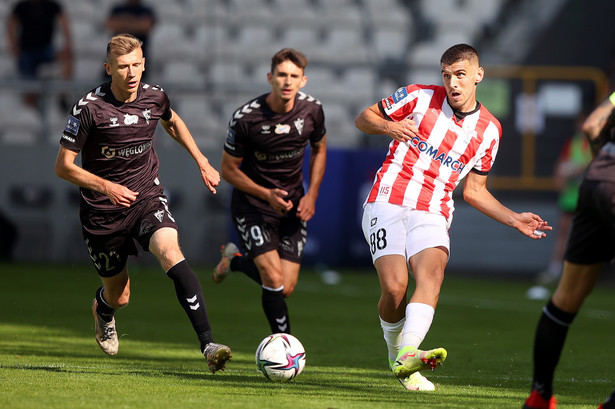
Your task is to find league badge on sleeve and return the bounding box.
[392,87,408,104]
[64,115,80,136]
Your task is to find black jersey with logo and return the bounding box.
[224,91,326,216]
[60,82,172,211]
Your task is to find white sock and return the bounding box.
[379,316,405,361]
[401,302,435,349]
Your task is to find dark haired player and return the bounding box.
[523,93,615,409]
[55,34,231,373]
[355,43,551,391]
[212,48,327,335]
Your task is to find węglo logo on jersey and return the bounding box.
[101,141,152,159]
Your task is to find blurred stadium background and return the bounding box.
[1,0,615,273]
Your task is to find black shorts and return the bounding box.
[80,195,178,277]
[565,179,615,265]
[231,210,307,263]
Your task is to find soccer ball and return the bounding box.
[255,333,306,382]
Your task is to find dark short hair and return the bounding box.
[270,48,308,74]
[440,44,479,66]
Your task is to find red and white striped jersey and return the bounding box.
[365,84,502,226]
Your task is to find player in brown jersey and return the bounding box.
[523,93,615,409]
[212,48,327,335]
[54,34,231,373]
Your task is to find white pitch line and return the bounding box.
[430,374,613,384]
[439,295,614,320]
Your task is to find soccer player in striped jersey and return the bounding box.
[55,34,231,373]
[355,43,552,391]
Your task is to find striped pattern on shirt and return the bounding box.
[366,84,502,225]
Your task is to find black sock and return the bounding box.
[230,256,262,285]
[531,299,576,399]
[166,259,213,350]
[95,286,115,323]
[262,286,290,334]
[603,388,615,409]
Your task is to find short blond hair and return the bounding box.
[106,33,143,62]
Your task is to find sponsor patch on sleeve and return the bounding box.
[64,115,80,136]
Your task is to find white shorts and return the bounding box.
[361,202,450,264]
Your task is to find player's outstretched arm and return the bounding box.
[55,146,138,207]
[161,109,220,194]
[463,171,551,239]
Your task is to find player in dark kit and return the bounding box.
[55,34,231,373]
[212,48,327,335]
[523,92,615,409]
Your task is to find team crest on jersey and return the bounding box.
[294,118,304,135]
[109,117,119,127]
[154,210,165,223]
[142,109,151,124]
[274,124,291,134]
[64,115,80,135]
[124,114,139,125]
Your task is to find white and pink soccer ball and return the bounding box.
[255,333,306,382]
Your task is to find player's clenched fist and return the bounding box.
[387,117,419,143]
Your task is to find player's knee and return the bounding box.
[157,246,184,269]
[381,285,406,303]
[414,268,444,290]
[257,265,284,287]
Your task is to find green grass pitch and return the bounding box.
[1,262,612,408]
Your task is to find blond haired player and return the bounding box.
[55,34,231,373]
